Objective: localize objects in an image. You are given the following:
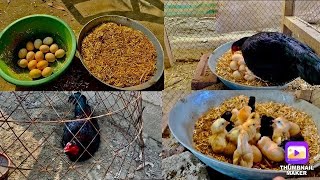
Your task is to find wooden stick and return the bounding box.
[282,0,295,35]
[164,29,175,68]
[283,16,320,55]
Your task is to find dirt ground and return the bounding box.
[0,92,162,179]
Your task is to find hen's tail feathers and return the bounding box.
[68,92,87,105]
[297,53,320,85]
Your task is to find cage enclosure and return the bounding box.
[165,0,320,61]
[0,91,145,179]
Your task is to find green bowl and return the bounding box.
[0,14,76,87]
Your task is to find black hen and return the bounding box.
[260,115,274,138]
[62,92,100,162]
[232,32,320,85]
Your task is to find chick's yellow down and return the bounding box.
[241,119,260,142]
[227,126,241,144]
[257,136,284,162]
[233,130,254,168]
[251,145,262,163]
[227,117,260,145]
[272,117,291,145]
[208,118,230,153]
[231,106,252,126]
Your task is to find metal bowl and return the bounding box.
[0,152,11,180]
[169,90,320,180]
[78,15,164,91]
[208,41,289,90]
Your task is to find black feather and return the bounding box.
[279,134,304,150]
[238,32,320,84]
[248,96,256,112]
[221,111,234,132]
[260,115,274,138]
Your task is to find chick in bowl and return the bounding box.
[193,95,320,170]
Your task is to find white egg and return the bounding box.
[244,74,256,81]
[43,37,53,45]
[229,61,239,70]
[34,39,43,49]
[238,58,245,65]
[232,53,244,62]
[232,71,242,80]
[239,64,246,72]
[18,48,28,59]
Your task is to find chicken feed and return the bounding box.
[193,95,320,170]
[81,22,157,88]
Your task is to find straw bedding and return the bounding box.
[81,23,157,88]
[193,95,320,170]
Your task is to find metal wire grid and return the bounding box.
[294,1,320,30]
[162,90,191,137]
[164,0,320,61]
[0,91,145,180]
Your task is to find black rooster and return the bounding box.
[232,32,320,85]
[62,92,100,162]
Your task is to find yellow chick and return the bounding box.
[272,117,291,145]
[257,136,285,162]
[208,118,230,153]
[230,108,239,123]
[247,112,261,126]
[234,106,252,126]
[242,119,261,142]
[273,117,301,137]
[227,118,260,145]
[224,142,237,156]
[289,121,301,137]
[227,126,241,144]
[251,145,262,163]
[246,113,261,144]
[233,130,254,168]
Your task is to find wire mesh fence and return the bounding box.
[164,0,320,61]
[0,91,146,180]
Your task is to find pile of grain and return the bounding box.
[193,95,320,170]
[81,23,157,88]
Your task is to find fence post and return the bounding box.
[282,0,295,35]
[164,29,175,68]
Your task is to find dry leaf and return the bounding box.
[53,4,65,11]
[47,2,65,11]
[135,162,154,171]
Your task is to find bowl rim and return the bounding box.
[207,41,290,90]
[168,90,293,174]
[0,14,76,87]
[77,15,164,91]
[0,152,11,178]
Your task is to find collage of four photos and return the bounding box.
[0,0,320,179]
